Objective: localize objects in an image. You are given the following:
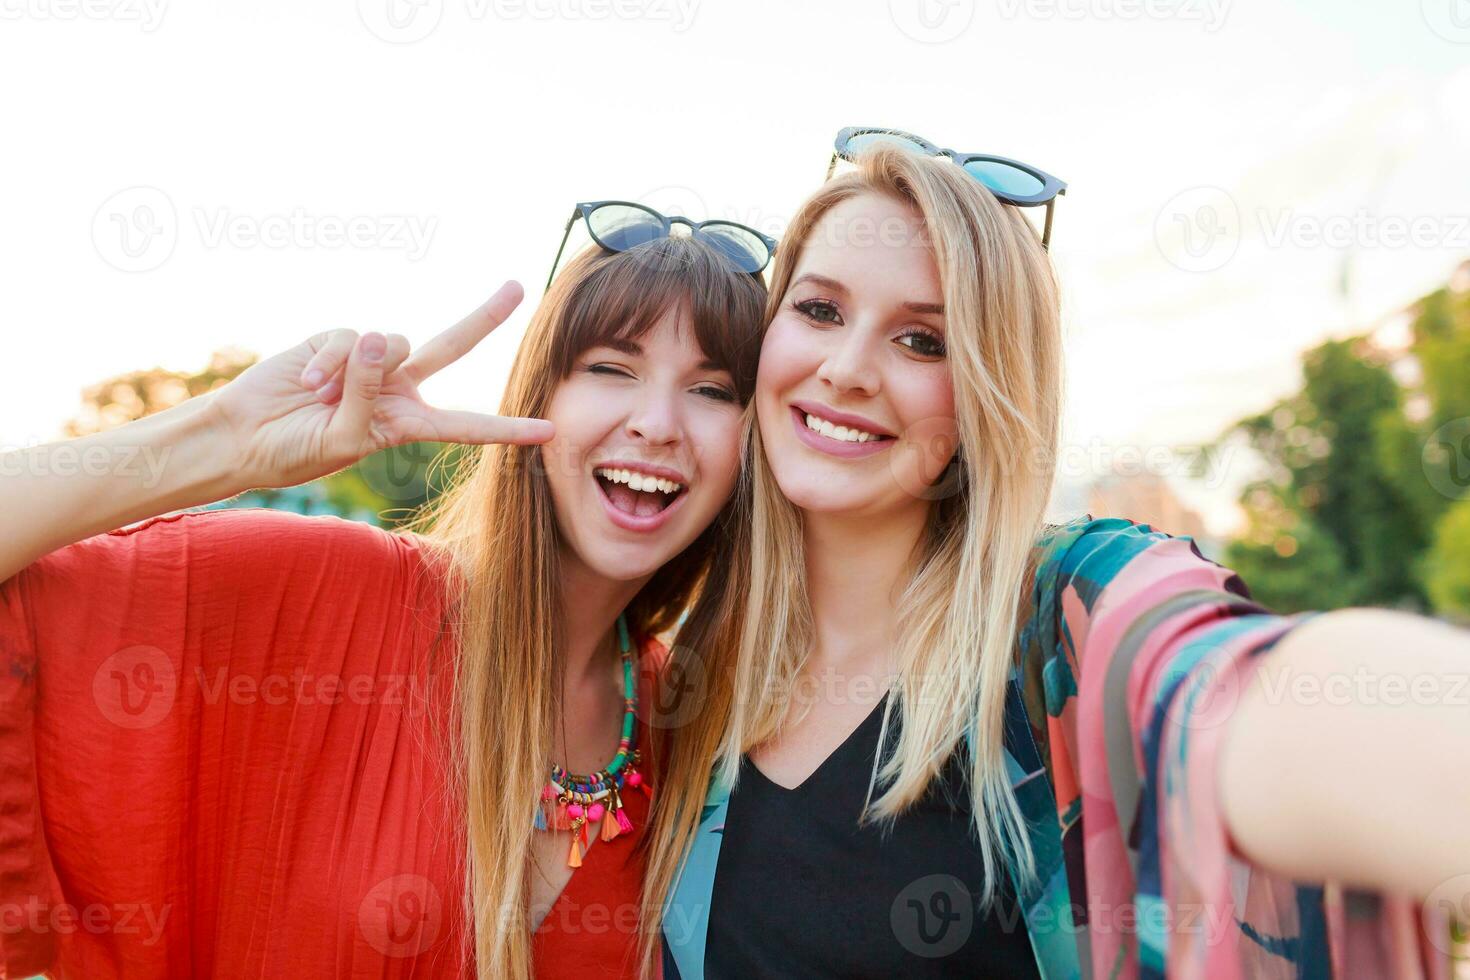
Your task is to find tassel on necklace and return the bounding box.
[600,805,619,842]
[613,787,635,835]
[533,614,653,862]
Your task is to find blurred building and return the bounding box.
[1087,472,1214,552]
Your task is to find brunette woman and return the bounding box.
[0,211,768,979]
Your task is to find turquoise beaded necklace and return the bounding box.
[535,614,650,868]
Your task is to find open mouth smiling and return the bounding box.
[593,462,690,531]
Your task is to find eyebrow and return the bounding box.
[790,273,944,316]
[600,338,724,373]
[791,273,849,295]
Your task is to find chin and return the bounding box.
[766,465,875,516]
[577,538,679,583]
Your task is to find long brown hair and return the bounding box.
[640,145,1063,975]
[404,235,765,979]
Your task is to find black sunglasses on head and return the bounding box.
[547,200,778,289]
[828,126,1068,248]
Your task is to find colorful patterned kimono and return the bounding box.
[663,516,1453,979]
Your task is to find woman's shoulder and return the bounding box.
[20,506,452,619]
[1030,513,1199,595]
[109,505,418,550]
[106,506,440,574]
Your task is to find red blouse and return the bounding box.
[0,507,662,979]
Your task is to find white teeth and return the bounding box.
[595,467,685,494]
[804,412,878,443]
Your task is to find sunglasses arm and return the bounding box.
[1041,198,1055,250]
[824,152,839,183]
[545,211,579,291]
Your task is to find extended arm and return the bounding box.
[1219,606,1470,902]
[0,395,237,585]
[0,282,550,585]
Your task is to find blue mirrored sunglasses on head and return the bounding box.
[827,126,1067,248]
[547,200,778,289]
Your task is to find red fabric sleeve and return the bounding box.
[0,508,463,978]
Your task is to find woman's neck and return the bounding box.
[556,553,651,685]
[801,504,930,675]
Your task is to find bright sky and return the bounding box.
[3,0,1469,534]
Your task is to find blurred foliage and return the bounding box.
[64,350,470,529]
[1423,499,1470,617]
[1218,270,1470,619]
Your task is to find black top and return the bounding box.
[702,692,1041,979]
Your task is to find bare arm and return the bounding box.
[0,394,241,585]
[1219,606,1470,902]
[0,281,551,586]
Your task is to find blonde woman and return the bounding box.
[645,142,1469,978]
[0,213,768,979]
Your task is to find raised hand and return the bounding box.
[207,281,554,491]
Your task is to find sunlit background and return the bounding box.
[4,0,1470,619]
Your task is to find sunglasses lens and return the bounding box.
[587,204,665,252]
[697,223,770,273]
[843,131,929,158]
[960,159,1045,199]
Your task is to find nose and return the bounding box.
[816,325,882,397]
[623,385,682,446]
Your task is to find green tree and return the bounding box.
[1223,337,1429,612]
[1422,499,1470,622]
[1219,266,1470,616]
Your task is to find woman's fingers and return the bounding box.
[326,332,389,450]
[300,329,357,389]
[301,277,521,394]
[418,406,554,446]
[399,281,524,385]
[310,333,410,404]
[382,333,411,374]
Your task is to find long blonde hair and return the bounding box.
[641,145,1063,972]
[403,236,765,979]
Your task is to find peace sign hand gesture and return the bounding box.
[208,281,554,493]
